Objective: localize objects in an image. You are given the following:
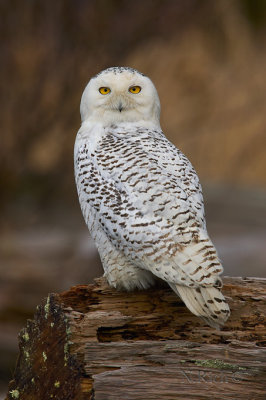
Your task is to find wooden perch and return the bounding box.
[6,276,266,400]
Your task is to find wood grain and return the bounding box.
[6,276,266,399]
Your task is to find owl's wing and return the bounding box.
[76,134,229,329]
[75,134,221,289]
[145,131,206,227]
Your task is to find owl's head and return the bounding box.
[80,67,160,126]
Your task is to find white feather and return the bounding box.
[74,67,230,329]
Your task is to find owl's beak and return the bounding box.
[118,102,123,112]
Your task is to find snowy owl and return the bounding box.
[74,66,230,329]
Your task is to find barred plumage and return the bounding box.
[74,67,230,329]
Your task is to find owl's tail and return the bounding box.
[168,283,230,329]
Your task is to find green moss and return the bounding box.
[66,326,71,336]
[54,381,60,388]
[24,350,30,362]
[44,296,50,319]
[64,342,69,365]
[9,389,20,398]
[22,330,29,342]
[194,359,246,371]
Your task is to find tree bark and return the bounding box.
[6,276,266,400]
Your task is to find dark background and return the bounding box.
[1,0,266,396]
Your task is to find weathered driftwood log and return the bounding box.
[6,277,266,400]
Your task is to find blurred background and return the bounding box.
[0,0,266,395]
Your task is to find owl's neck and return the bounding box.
[81,118,161,133]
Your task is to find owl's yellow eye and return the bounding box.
[99,87,111,95]
[129,85,141,94]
